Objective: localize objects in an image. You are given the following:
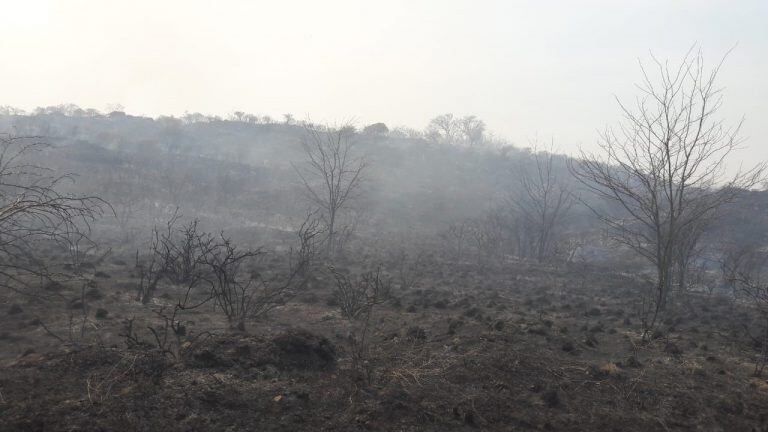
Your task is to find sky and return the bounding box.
[0,0,766,164]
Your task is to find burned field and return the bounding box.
[2,40,768,432]
[2,253,768,431]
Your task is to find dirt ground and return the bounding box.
[2,252,768,431]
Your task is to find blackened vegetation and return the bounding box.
[3,52,768,431]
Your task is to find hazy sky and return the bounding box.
[0,0,766,162]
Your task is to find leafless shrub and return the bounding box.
[125,251,213,361]
[65,231,99,275]
[330,265,391,384]
[205,212,319,330]
[290,208,326,277]
[135,235,166,304]
[146,303,211,361]
[0,134,108,299]
[162,216,215,285]
[331,265,390,320]
[202,234,263,330]
[135,211,214,303]
[134,209,320,331]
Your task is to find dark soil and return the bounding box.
[2,258,768,431]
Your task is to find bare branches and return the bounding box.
[330,265,390,321]
[512,143,574,262]
[290,208,325,276]
[201,235,263,329]
[569,49,764,325]
[330,264,391,384]
[204,210,321,330]
[0,134,108,298]
[135,208,321,330]
[425,114,487,147]
[293,124,367,257]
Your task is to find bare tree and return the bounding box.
[569,49,764,333]
[512,145,574,262]
[0,134,107,297]
[425,113,486,147]
[425,114,459,145]
[458,115,486,148]
[293,124,367,257]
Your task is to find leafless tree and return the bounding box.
[458,115,486,148]
[425,113,486,147]
[512,144,574,262]
[293,124,367,257]
[569,49,764,335]
[425,114,459,145]
[0,134,107,298]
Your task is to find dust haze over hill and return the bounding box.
[3,2,768,431]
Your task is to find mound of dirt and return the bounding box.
[266,329,337,371]
[189,329,336,372]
